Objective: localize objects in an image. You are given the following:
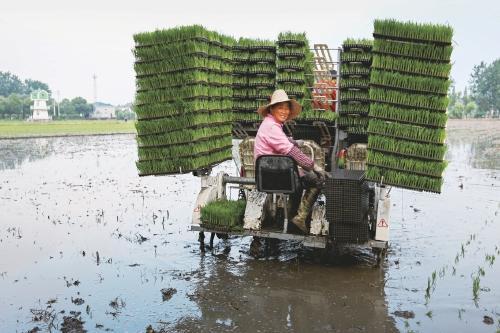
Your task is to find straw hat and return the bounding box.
[257,89,302,120]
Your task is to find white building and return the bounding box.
[30,90,51,121]
[91,105,116,119]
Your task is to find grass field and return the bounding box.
[0,120,137,138]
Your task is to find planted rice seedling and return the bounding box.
[370,69,450,95]
[367,150,447,177]
[233,112,262,122]
[369,103,448,128]
[200,199,246,230]
[366,165,443,193]
[134,56,233,77]
[368,118,446,144]
[372,39,452,62]
[370,87,449,111]
[372,54,452,78]
[373,19,453,44]
[368,134,447,161]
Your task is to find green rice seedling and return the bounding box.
[134,25,211,47]
[472,275,480,301]
[248,76,275,87]
[345,126,368,134]
[276,58,307,70]
[338,114,368,127]
[339,102,370,114]
[277,49,306,59]
[138,135,232,161]
[233,112,262,122]
[135,111,233,136]
[137,124,232,148]
[134,56,232,77]
[133,40,210,63]
[372,54,452,78]
[134,99,233,120]
[368,118,446,144]
[341,51,372,63]
[277,31,308,45]
[340,90,369,102]
[136,84,212,105]
[247,63,275,75]
[366,165,443,193]
[247,39,275,51]
[298,110,338,122]
[343,38,373,50]
[200,199,247,229]
[136,147,232,176]
[337,116,369,127]
[247,87,274,99]
[276,71,305,83]
[370,69,450,95]
[368,134,447,161]
[372,39,452,62]
[367,150,447,177]
[370,87,449,111]
[373,19,453,44]
[232,75,248,87]
[248,50,276,63]
[369,103,448,128]
[276,83,306,97]
[341,63,371,76]
[232,50,250,62]
[340,77,369,89]
[136,70,235,91]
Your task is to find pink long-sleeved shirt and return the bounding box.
[254,114,313,171]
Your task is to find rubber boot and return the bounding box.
[291,187,320,234]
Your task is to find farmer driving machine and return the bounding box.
[132,21,453,260]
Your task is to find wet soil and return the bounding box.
[0,120,499,333]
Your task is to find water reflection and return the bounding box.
[164,249,396,333]
[0,138,55,170]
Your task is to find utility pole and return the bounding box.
[93,74,98,116]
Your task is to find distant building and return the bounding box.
[30,89,51,121]
[91,104,116,119]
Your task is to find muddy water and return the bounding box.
[0,120,499,333]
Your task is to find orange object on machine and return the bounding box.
[312,79,337,112]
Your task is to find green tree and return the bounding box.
[24,79,51,95]
[470,59,500,117]
[71,97,93,118]
[0,72,25,97]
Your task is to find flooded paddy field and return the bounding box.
[0,119,499,333]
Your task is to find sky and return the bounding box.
[1,0,499,105]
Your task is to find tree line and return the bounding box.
[0,71,97,119]
[2,58,498,120]
[447,59,499,118]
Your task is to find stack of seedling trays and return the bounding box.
[200,199,246,232]
[232,38,276,125]
[133,25,235,176]
[324,170,370,243]
[276,32,328,123]
[338,39,372,139]
[366,19,452,193]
